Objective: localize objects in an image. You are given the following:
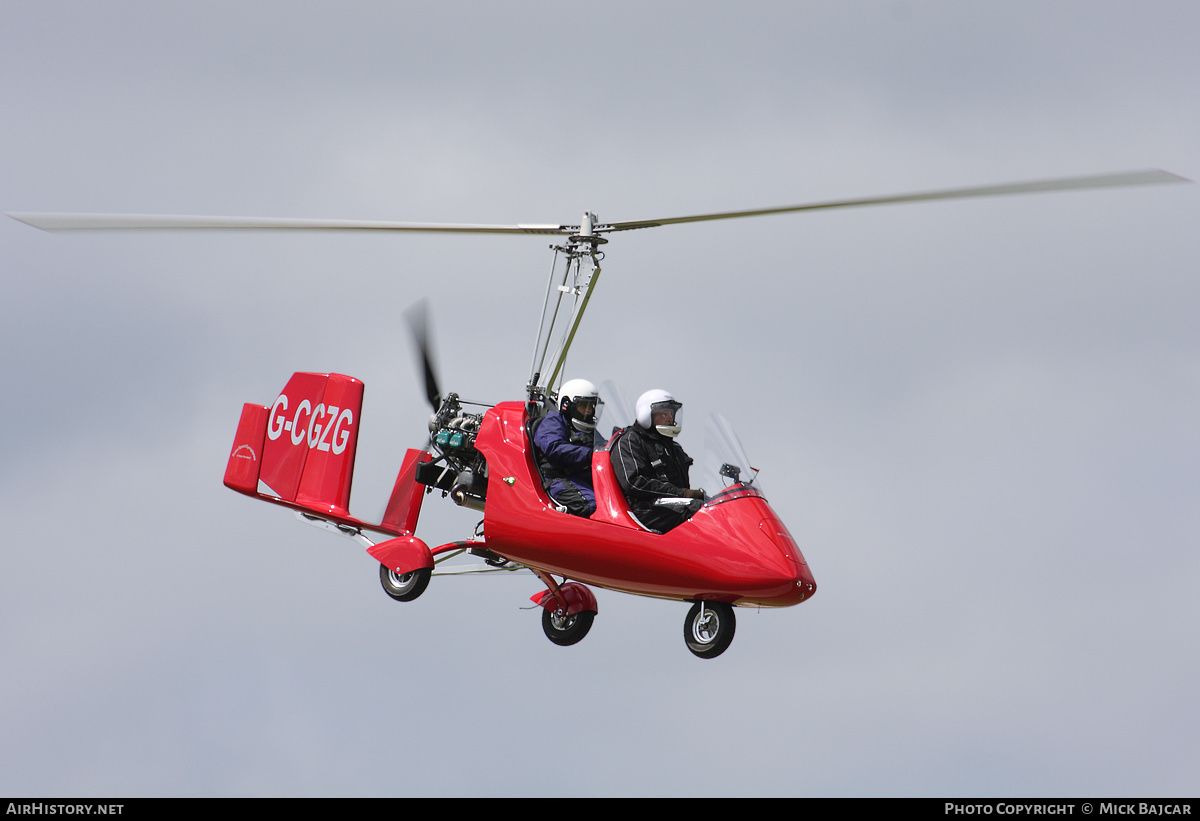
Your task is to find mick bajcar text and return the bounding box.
[946,806,1192,816]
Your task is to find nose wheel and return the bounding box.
[684,601,736,658]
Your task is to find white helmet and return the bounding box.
[557,378,599,432]
[635,389,683,438]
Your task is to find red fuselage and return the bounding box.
[476,403,816,608]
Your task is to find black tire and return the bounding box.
[541,607,596,646]
[379,563,431,602]
[683,601,736,659]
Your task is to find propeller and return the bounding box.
[7,169,1187,236]
[404,299,441,413]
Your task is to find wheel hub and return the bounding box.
[550,609,576,631]
[692,610,719,644]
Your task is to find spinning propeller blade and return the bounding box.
[404,299,441,412]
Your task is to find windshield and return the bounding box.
[698,412,763,498]
[594,383,763,498]
[593,380,636,449]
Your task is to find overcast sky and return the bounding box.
[2,1,1197,797]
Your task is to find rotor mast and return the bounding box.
[526,211,606,407]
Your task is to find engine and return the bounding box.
[415,393,488,511]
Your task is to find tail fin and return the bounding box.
[224,372,364,519]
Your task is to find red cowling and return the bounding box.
[368,535,434,575]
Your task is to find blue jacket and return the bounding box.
[532,411,594,489]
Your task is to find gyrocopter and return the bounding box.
[8,168,1186,658]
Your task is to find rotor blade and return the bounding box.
[404,299,441,412]
[10,169,1186,236]
[600,169,1190,233]
[5,212,574,235]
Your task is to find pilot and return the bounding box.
[532,378,600,517]
[612,389,704,533]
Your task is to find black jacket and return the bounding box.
[611,424,694,531]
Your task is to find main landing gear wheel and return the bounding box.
[379,564,431,602]
[684,601,736,659]
[541,607,596,646]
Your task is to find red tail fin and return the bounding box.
[225,372,364,519]
[380,448,433,535]
[223,403,269,495]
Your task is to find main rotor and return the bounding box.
[8,168,1187,405]
[13,169,1184,237]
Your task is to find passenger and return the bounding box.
[612,389,705,533]
[532,378,600,517]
